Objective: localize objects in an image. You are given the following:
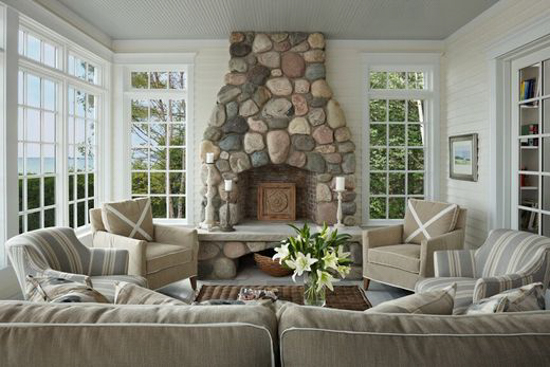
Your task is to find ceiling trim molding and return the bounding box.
[2,0,113,59]
[327,39,444,52]
[112,38,444,54]
[113,52,197,65]
[112,39,228,53]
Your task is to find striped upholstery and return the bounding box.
[434,249,476,277]
[415,277,477,314]
[416,229,550,314]
[5,227,143,301]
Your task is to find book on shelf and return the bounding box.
[520,78,538,101]
[520,124,539,146]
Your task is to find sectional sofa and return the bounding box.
[0,301,549,367]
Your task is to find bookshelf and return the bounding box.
[514,52,550,236]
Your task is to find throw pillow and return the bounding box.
[466,282,545,314]
[365,283,456,315]
[403,199,460,244]
[25,275,109,304]
[114,281,187,305]
[101,198,154,241]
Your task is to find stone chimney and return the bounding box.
[200,32,356,226]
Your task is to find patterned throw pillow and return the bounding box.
[114,281,187,305]
[101,198,154,241]
[25,275,109,304]
[365,283,456,315]
[466,282,545,315]
[403,199,459,244]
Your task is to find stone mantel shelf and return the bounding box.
[197,220,362,242]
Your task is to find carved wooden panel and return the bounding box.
[258,183,296,221]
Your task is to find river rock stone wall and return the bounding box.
[200,32,357,226]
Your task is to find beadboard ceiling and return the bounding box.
[35,0,499,41]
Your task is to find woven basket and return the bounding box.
[254,252,293,277]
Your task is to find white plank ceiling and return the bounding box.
[36,0,499,41]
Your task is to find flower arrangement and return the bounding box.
[273,223,352,306]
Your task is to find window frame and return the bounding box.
[17,68,60,232]
[15,15,110,235]
[124,64,191,224]
[362,53,440,226]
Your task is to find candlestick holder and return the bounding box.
[199,163,216,231]
[220,193,235,232]
[334,190,345,229]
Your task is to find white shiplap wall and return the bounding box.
[441,0,550,248]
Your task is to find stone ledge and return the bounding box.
[198,220,362,242]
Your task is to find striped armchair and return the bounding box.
[6,227,147,301]
[416,229,550,314]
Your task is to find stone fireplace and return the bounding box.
[200,31,357,226]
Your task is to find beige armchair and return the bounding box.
[89,208,198,290]
[363,201,467,291]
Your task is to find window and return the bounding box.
[129,70,188,219]
[364,55,439,224]
[67,87,97,228]
[18,28,59,69]
[68,53,99,84]
[17,71,58,232]
[13,16,108,234]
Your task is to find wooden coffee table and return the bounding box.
[195,284,372,311]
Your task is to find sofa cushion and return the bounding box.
[415,277,477,314]
[90,275,148,302]
[101,198,154,241]
[146,242,193,274]
[25,275,109,304]
[114,281,187,305]
[368,244,420,274]
[366,283,456,315]
[403,199,459,244]
[466,282,546,315]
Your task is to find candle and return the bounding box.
[335,176,345,191]
[224,179,233,192]
[205,152,214,164]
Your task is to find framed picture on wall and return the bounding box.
[449,133,478,182]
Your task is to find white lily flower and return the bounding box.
[288,252,318,282]
[337,265,351,278]
[316,269,337,292]
[272,243,291,264]
[337,245,351,259]
[322,251,339,271]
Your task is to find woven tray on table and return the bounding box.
[194,284,372,311]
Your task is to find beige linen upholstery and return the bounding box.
[0,301,276,367]
[90,208,199,290]
[114,281,188,305]
[278,304,550,367]
[101,198,155,241]
[365,283,456,315]
[363,206,467,291]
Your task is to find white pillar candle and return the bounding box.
[335,176,345,191]
[205,152,214,164]
[224,179,233,192]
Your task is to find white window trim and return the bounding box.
[361,53,441,226]
[113,53,195,225]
